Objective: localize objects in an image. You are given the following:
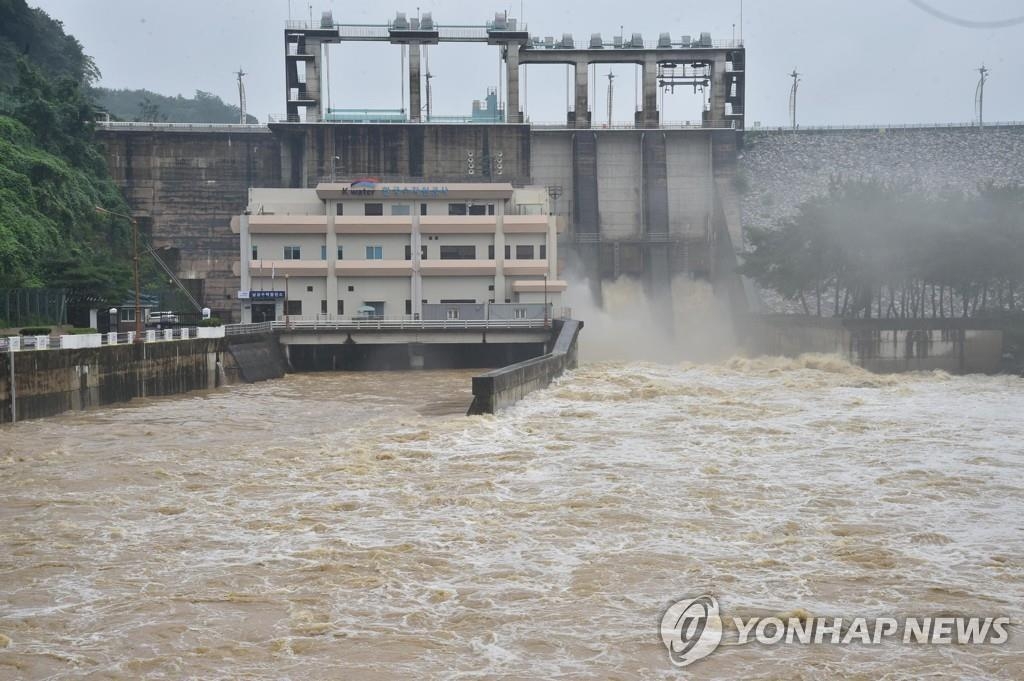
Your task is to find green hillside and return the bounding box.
[92,87,258,124]
[0,0,130,309]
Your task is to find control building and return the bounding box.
[232,181,566,323]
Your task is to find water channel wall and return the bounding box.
[468,319,583,414]
[0,334,289,424]
[748,316,1009,373]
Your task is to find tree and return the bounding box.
[742,177,1024,319]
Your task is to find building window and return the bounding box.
[504,244,511,259]
[391,204,411,216]
[420,203,428,216]
[320,245,327,260]
[448,202,467,216]
[514,307,527,319]
[468,204,486,216]
[285,300,302,315]
[320,299,327,314]
[284,245,301,260]
[337,300,344,315]
[251,244,258,260]
[487,244,494,259]
[119,308,136,322]
[336,203,344,216]
[540,244,547,259]
[348,285,355,292]
[516,244,534,260]
[488,284,495,291]
[440,245,476,260]
[306,285,314,292]
[421,245,428,260]
[446,307,459,320]
[405,299,412,315]
[337,245,344,260]
[366,245,383,260]
[364,203,383,216]
[404,245,412,260]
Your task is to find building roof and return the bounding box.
[316,182,515,201]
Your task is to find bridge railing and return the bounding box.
[749,121,1024,132]
[96,121,269,132]
[2,326,226,352]
[246,319,551,332]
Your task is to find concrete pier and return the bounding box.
[467,319,582,414]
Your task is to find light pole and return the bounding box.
[789,69,800,130]
[95,206,143,342]
[975,65,989,127]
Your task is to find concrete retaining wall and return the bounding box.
[0,339,226,424]
[749,316,1005,373]
[224,333,289,382]
[468,319,583,414]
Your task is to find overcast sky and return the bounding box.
[33,0,1024,126]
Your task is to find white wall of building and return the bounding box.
[251,234,328,261]
[422,276,495,304]
[336,234,410,260]
[338,277,412,317]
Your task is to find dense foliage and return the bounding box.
[0,0,98,89]
[92,87,257,124]
[0,0,131,306]
[742,178,1024,318]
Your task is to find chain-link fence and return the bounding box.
[0,289,68,328]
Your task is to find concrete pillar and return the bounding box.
[547,215,557,280]
[707,58,729,126]
[240,214,251,323]
[411,207,423,317]
[574,59,589,128]
[304,38,323,121]
[641,54,659,128]
[409,43,422,123]
[326,205,338,318]
[495,200,506,300]
[505,43,521,123]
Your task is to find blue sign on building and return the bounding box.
[249,290,285,300]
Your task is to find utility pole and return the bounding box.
[975,65,989,127]
[236,68,247,124]
[789,69,800,130]
[8,342,15,423]
[95,207,143,343]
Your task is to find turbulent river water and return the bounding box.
[1,357,1022,679]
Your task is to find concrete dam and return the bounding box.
[94,13,1024,325]
[97,121,1024,323]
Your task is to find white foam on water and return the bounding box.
[0,364,1022,678]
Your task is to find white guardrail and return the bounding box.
[226,319,551,335]
[0,319,556,350]
[1,326,226,352]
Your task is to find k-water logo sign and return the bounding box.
[660,596,1011,668]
